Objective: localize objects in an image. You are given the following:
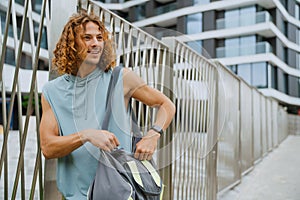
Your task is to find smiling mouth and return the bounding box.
[87,50,100,54]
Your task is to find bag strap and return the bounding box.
[102,66,142,152]
[102,66,122,130]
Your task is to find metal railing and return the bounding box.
[0,1,292,200]
[0,0,49,199]
[162,37,219,200]
[215,61,289,194]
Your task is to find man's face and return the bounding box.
[80,21,104,66]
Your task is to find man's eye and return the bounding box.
[97,36,103,41]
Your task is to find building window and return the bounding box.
[21,53,32,70]
[229,62,268,88]
[240,36,256,56]
[187,13,202,34]
[277,68,288,93]
[271,65,277,89]
[33,22,48,49]
[136,4,146,21]
[297,53,300,69]
[31,0,43,13]
[237,63,251,84]
[186,40,202,55]
[296,3,300,20]
[5,48,16,66]
[227,65,237,74]
[252,62,267,88]
[224,37,239,57]
[155,2,177,15]
[288,75,300,97]
[193,0,210,5]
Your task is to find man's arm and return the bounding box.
[40,95,119,159]
[123,68,176,160]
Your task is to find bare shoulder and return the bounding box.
[122,67,146,97]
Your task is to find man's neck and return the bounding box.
[77,64,97,78]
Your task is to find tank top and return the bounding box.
[42,67,132,199]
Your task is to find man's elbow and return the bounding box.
[41,144,56,159]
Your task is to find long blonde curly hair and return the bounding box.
[52,12,116,75]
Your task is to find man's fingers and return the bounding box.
[112,136,120,147]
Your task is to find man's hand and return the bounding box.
[134,130,160,160]
[80,129,120,151]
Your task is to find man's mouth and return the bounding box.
[87,49,101,54]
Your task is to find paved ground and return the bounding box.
[218,135,300,200]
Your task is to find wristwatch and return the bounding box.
[150,125,164,135]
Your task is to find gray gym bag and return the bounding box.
[87,66,163,200]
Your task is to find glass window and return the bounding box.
[288,75,299,97]
[252,62,267,88]
[297,29,300,45]
[239,6,256,26]
[136,4,146,21]
[271,65,277,89]
[297,53,300,69]
[187,13,202,34]
[225,37,239,57]
[186,40,202,55]
[15,0,24,6]
[240,36,255,56]
[277,68,288,93]
[5,48,16,66]
[33,22,48,49]
[225,9,239,28]
[32,0,43,13]
[193,0,210,5]
[238,63,251,84]
[296,4,300,20]
[227,65,237,74]
[21,53,32,69]
[0,11,14,37]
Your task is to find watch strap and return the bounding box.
[150,125,163,135]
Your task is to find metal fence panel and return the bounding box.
[252,89,262,163]
[239,81,253,175]
[272,100,279,147]
[162,38,218,200]
[266,98,273,150]
[260,96,268,156]
[217,67,240,192]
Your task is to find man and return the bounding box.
[40,12,175,199]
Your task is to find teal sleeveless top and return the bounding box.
[42,67,132,199]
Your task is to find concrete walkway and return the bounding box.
[218,135,300,200]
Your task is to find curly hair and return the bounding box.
[52,12,116,75]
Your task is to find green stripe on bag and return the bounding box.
[127,161,144,188]
[141,160,161,187]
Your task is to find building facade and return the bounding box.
[1,0,300,114]
[99,0,300,114]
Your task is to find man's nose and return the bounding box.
[90,37,99,46]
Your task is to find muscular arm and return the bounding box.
[123,68,176,160]
[40,95,119,159]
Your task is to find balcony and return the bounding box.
[216,41,273,58]
[216,11,272,30]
